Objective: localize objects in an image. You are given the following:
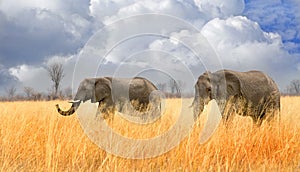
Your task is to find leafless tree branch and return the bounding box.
[46,62,64,97]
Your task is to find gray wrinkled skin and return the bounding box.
[193,69,280,126]
[56,77,160,118]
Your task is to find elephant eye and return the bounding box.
[206,87,211,92]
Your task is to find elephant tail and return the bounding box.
[55,102,80,116]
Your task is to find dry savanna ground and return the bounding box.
[0,97,300,171]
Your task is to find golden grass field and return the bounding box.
[0,97,300,171]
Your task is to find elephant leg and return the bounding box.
[153,101,162,120]
[96,103,106,118]
[131,100,147,112]
[263,107,280,126]
[252,111,266,127]
[252,116,263,127]
[193,101,202,121]
[193,105,199,121]
[145,102,159,122]
[253,97,274,126]
[117,98,126,112]
[221,98,237,126]
[222,105,235,126]
[272,108,281,125]
[100,107,115,120]
[98,98,115,120]
[256,103,277,126]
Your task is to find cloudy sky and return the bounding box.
[0,0,299,96]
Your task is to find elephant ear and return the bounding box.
[223,70,242,97]
[231,71,268,100]
[94,78,112,101]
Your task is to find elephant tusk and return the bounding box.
[199,99,222,144]
[68,100,81,103]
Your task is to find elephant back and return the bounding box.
[229,70,280,107]
[129,77,158,103]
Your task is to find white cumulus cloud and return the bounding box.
[1,0,300,95]
[201,16,300,89]
[194,0,245,19]
[90,0,206,27]
[9,65,49,92]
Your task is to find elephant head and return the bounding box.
[56,78,111,116]
[193,70,241,121]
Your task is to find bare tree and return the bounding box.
[176,80,185,92]
[157,83,167,92]
[288,79,300,95]
[23,86,34,99]
[168,79,177,94]
[168,79,182,94]
[33,92,43,101]
[46,62,64,97]
[6,86,17,100]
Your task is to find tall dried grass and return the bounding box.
[0,97,299,171]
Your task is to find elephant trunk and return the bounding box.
[55,101,81,116]
[193,99,204,121]
[215,99,226,115]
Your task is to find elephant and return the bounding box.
[56,77,161,119]
[193,69,280,126]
